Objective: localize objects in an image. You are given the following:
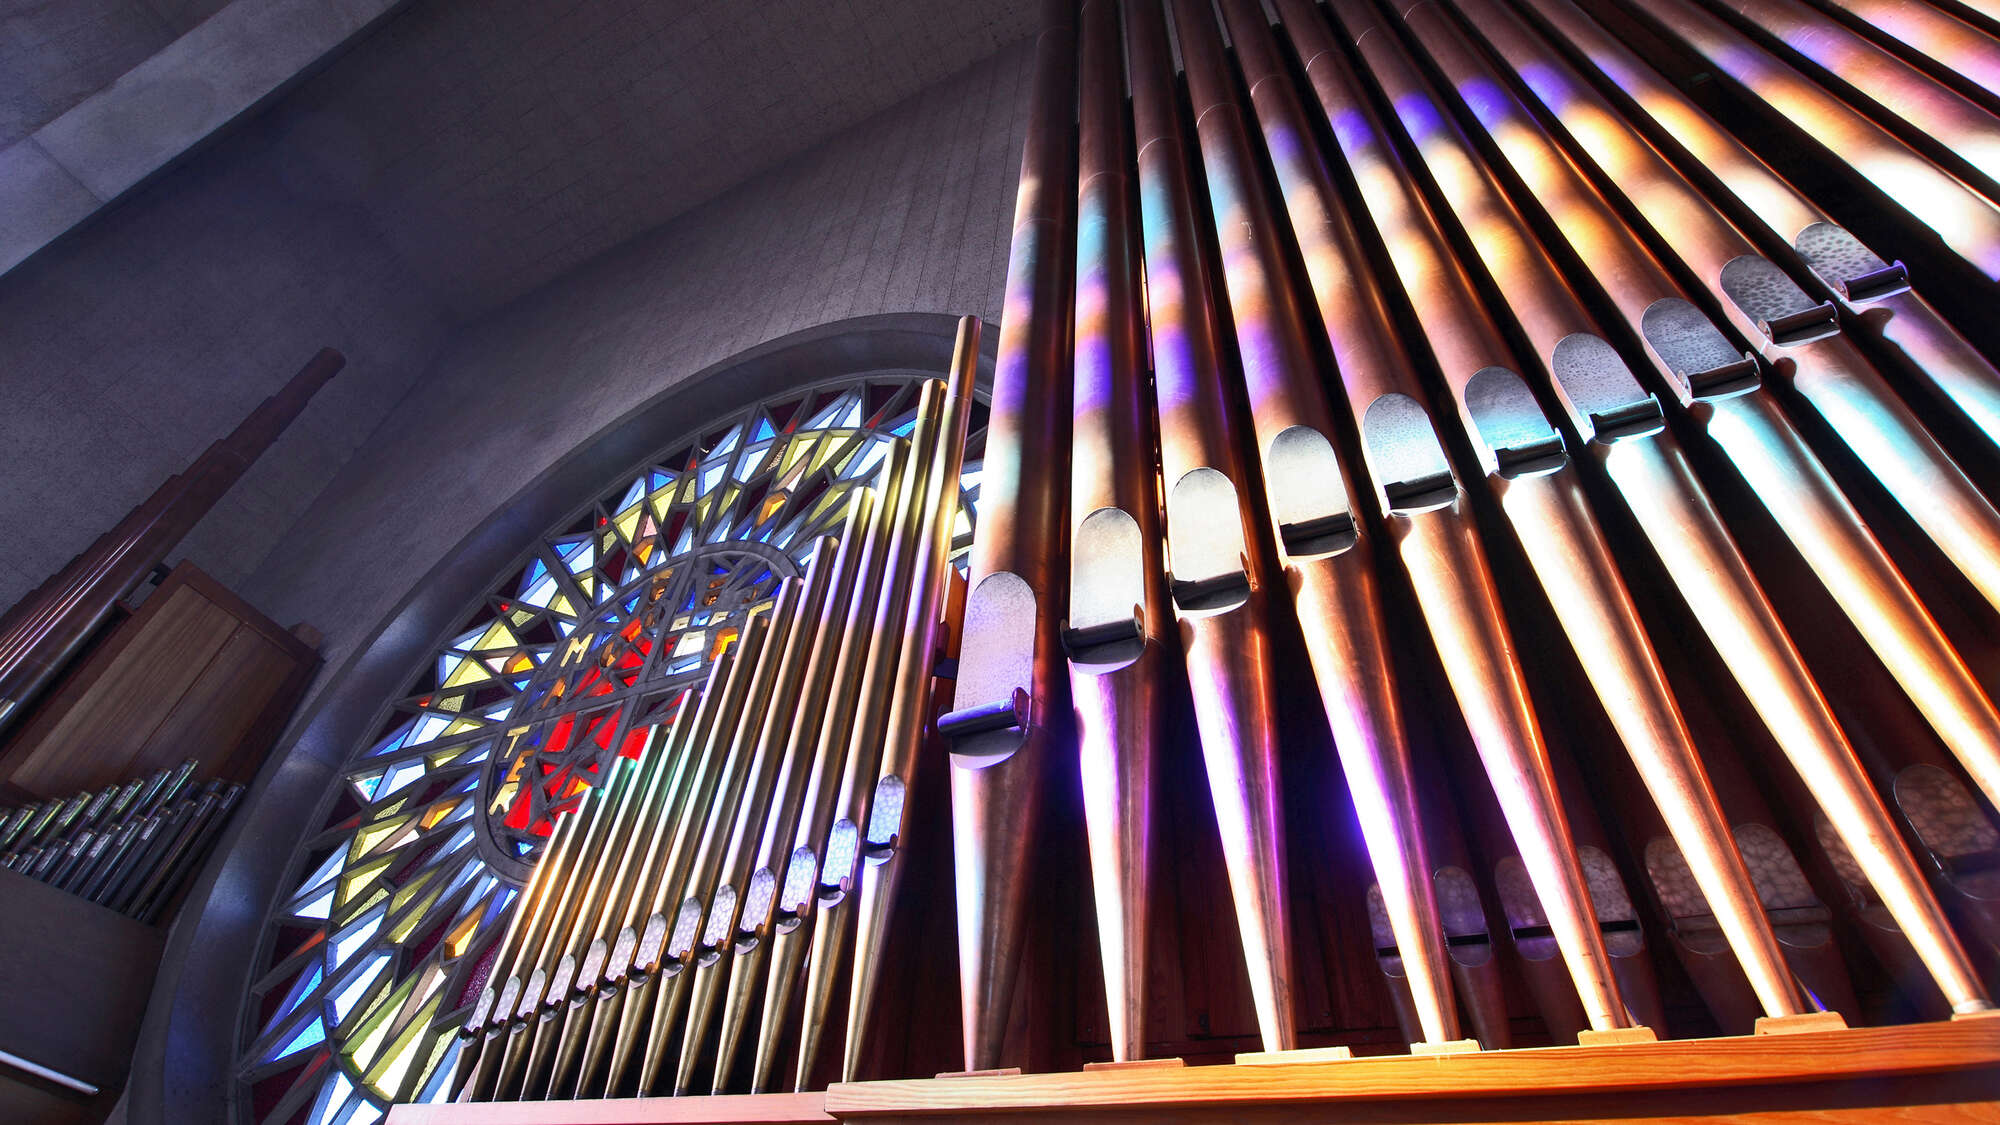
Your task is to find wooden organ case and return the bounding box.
[396,0,2000,1121]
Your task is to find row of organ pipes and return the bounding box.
[954,0,2000,1067]
[455,0,2000,1100]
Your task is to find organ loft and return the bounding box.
[1,0,1999,1122]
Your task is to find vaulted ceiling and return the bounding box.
[266,0,1041,319]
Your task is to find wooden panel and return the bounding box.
[0,1073,96,1125]
[386,1092,835,1124]
[0,563,318,797]
[130,624,292,780]
[386,1021,2000,1124]
[823,1018,2000,1116]
[0,869,162,1088]
[3,582,236,793]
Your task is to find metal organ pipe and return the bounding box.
[1206,0,1470,1050]
[1427,1,2000,623]
[1355,0,1994,1013]
[1280,0,1641,1035]
[941,0,1079,1075]
[1696,0,2000,191]
[1067,0,1175,1064]
[1280,0,1810,1026]
[1510,0,2000,451]
[1598,0,2000,279]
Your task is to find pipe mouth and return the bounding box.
[1172,570,1251,613]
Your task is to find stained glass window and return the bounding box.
[238,375,982,1125]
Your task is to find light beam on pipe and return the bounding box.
[941,0,1078,1074]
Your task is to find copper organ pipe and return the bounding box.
[1595,0,2000,280]
[1167,0,1424,1051]
[1694,0,2000,192]
[1804,0,2000,112]
[1456,0,2000,892]
[1446,3,2000,625]
[0,349,342,738]
[1323,0,1679,1032]
[418,0,2000,1104]
[1509,0,2000,452]
[941,0,1079,1075]
[1206,0,1472,1049]
[1276,0,1634,1034]
[1429,0,2000,852]
[1302,0,1813,1025]
[1363,0,1992,1013]
[1063,0,1178,1065]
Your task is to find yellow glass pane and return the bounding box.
[781,435,818,474]
[440,657,491,690]
[443,910,481,959]
[349,818,412,864]
[419,794,463,830]
[364,992,443,1100]
[385,885,443,944]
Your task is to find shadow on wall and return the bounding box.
[123,312,996,1125]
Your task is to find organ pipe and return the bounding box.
[940,0,1079,1075]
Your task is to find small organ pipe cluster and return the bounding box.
[452,0,2000,1105]
[0,760,244,923]
[448,319,980,1102]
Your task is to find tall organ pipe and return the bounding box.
[1590,0,2000,280]
[1447,7,2000,624]
[1322,0,1678,1032]
[1694,0,2000,192]
[0,348,342,738]
[1205,0,1477,1049]
[1364,0,1993,1015]
[673,541,841,1096]
[1065,0,1175,1064]
[1167,0,1453,1051]
[1799,0,2000,111]
[1412,0,2000,823]
[941,0,1078,1074]
[1510,0,2000,450]
[1381,4,1851,1012]
[1279,0,1639,1033]
[1304,0,1810,1024]
[843,319,981,1081]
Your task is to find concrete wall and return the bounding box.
[1,0,175,147]
[0,106,453,617]
[236,36,1031,698]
